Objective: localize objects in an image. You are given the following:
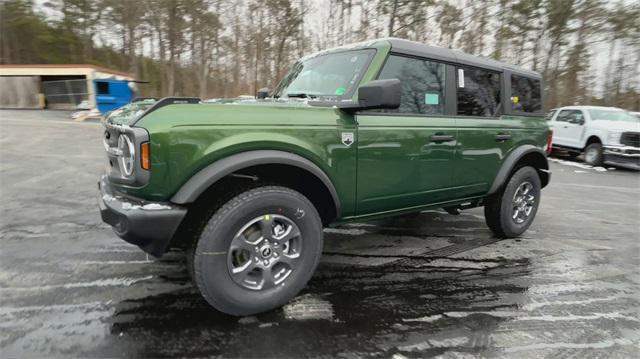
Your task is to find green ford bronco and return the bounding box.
[99,38,551,315]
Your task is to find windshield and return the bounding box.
[273,49,375,99]
[588,109,638,123]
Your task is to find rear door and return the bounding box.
[453,66,515,197]
[355,54,457,215]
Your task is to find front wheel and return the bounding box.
[190,186,323,316]
[584,143,603,166]
[484,166,542,238]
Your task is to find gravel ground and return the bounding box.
[1,110,639,358]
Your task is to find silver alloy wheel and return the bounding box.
[227,214,302,291]
[512,181,535,224]
[585,147,598,164]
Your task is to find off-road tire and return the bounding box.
[584,143,603,166]
[484,166,541,238]
[190,186,323,316]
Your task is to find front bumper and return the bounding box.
[603,146,640,170]
[98,175,187,256]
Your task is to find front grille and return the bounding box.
[620,132,640,147]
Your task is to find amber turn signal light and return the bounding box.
[140,142,150,170]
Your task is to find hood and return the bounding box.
[104,99,157,126]
[590,120,640,133]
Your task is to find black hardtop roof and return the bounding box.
[383,38,541,79]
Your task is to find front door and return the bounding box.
[553,109,586,148]
[355,55,457,215]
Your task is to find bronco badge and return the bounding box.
[342,132,354,147]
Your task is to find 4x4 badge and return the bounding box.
[342,132,354,147]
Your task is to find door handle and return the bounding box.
[430,134,454,143]
[495,133,512,142]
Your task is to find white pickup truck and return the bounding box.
[547,106,640,170]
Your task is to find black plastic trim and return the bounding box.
[170,150,341,216]
[488,145,550,194]
[99,175,186,257]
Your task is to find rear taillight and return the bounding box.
[546,128,553,155]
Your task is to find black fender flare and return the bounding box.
[488,145,550,195]
[170,150,341,216]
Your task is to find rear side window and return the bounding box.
[510,75,542,113]
[377,55,446,115]
[456,67,501,117]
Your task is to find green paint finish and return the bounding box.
[355,114,458,214]
[453,115,549,197]
[107,39,549,224]
[122,102,359,216]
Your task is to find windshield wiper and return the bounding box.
[286,93,317,99]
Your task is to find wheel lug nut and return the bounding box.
[263,260,269,266]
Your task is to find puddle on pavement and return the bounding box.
[82,250,532,357]
[4,212,638,357]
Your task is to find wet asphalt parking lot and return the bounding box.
[1,110,639,358]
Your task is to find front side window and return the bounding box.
[510,75,542,113]
[376,55,446,115]
[556,110,584,124]
[456,67,501,117]
[273,49,375,99]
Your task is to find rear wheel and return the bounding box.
[584,143,603,166]
[484,166,541,238]
[190,186,323,316]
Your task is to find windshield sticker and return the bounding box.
[425,93,440,105]
[335,87,347,96]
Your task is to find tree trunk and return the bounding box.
[388,0,398,36]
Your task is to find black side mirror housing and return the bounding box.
[256,88,270,99]
[338,79,401,113]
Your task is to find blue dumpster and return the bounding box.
[94,79,134,113]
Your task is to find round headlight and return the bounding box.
[117,134,135,177]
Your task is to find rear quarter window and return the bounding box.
[510,75,542,113]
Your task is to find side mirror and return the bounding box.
[338,79,401,113]
[256,88,270,99]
